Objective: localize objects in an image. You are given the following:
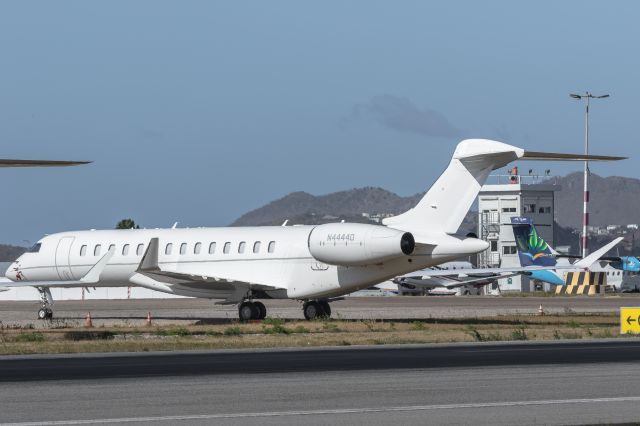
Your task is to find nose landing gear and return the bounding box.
[36,287,54,320]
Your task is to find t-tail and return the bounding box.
[511,217,557,267]
[382,139,624,242]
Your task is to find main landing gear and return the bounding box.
[238,301,267,321]
[303,300,331,320]
[37,287,53,320]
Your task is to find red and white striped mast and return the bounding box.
[570,91,609,257]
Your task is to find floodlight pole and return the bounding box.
[570,92,609,258]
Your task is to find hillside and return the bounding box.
[0,245,26,262]
[232,187,424,227]
[553,172,640,229]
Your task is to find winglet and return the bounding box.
[574,237,624,269]
[137,238,160,272]
[80,248,115,283]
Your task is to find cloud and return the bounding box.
[344,94,460,138]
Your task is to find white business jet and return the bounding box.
[2,140,623,320]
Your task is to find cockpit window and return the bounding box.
[27,243,41,253]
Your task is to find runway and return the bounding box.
[1,295,638,326]
[2,340,640,425]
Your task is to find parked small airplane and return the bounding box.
[1,139,625,320]
[391,260,516,295]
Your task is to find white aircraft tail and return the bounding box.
[383,139,625,237]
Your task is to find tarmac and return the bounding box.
[0,295,638,326]
[1,341,640,425]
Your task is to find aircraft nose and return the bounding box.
[5,261,19,281]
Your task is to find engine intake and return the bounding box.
[308,223,415,266]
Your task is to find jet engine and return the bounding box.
[308,223,415,266]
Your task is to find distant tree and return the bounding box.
[116,219,139,229]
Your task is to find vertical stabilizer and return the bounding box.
[511,217,557,267]
[383,139,523,235]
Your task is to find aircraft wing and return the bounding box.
[397,272,519,290]
[0,250,114,289]
[132,238,285,303]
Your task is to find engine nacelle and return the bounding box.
[308,223,415,266]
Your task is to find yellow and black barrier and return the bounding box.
[555,272,607,295]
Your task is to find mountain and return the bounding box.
[0,245,26,262]
[553,172,640,229]
[232,187,424,227]
[231,186,480,234]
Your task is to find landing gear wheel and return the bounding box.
[318,301,331,318]
[303,301,321,320]
[238,302,258,322]
[37,308,52,320]
[254,301,267,320]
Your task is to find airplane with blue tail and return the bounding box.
[511,217,637,290]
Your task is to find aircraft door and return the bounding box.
[55,236,76,280]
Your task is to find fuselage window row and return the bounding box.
[77,240,277,258]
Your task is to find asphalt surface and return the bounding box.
[1,295,639,326]
[2,341,640,425]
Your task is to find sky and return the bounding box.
[0,1,638,245]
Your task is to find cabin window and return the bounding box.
[223,242,231,254]
[268,241,276,253]
[253,241,261,253]
[165,243,173,255]
[80,245,87,256]
[238,242,246,254]
[194,242,202,254]
[94,245,102,256]
[180,243,187,255]
[209,242,216,254]
[108,244,115,253]
[27,243,42,253]
[122,244,130,256]
[137,244,144,256]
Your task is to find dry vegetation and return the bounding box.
[0,314,633,355]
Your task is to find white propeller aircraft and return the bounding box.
[2,139,624,320]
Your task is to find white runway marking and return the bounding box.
[4,396,640,425]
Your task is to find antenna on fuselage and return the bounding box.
[281,220,289,226]
[171,222,178,229]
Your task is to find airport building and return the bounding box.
[477,170,557,294]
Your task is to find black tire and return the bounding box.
[318,301,331,318]
[37,308,47,320]
[303,301,321,320]
[238,302,258,322]
[254,301,267,320]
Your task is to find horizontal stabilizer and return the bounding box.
[574,237,624,269]
[521,151,626,161]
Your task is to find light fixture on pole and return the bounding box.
[570,92,609,258]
